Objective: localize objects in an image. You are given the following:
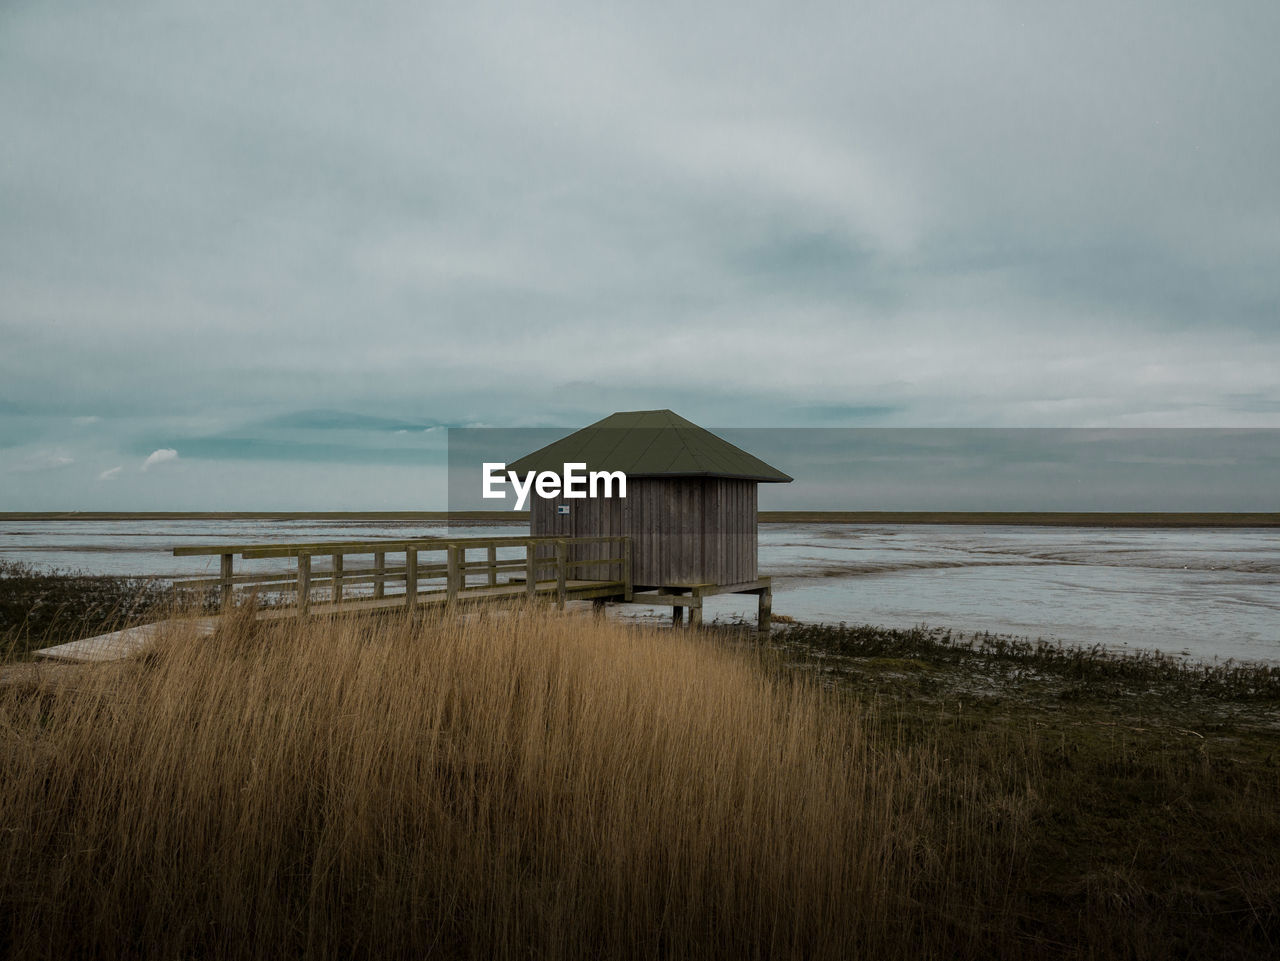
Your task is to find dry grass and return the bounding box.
[0,605,1027,960]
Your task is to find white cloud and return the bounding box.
[97,465,122,481]
[141,448,179,471]
[74,415,101,426]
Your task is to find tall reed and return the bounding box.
[0,605,1024,959]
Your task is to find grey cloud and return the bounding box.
[783,406,901,424]
[5,449,75,474]
[2,1,1279,508]
[134,435,447,467]
[256,410,449,432]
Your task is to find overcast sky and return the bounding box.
[2,1,1278,509]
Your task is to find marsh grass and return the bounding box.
[782,621,1280,699]
[0,606,1028,960]
[779,621,1280,958]
[0,560,169,660]
[2,606,1276,959]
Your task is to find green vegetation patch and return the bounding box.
[0,560,169,659]
[772,621,1280,959]
[781,621,1280,701]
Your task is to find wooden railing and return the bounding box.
[172,535,632,614]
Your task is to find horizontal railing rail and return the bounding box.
[173,534,627,559]
[172,535,633,613]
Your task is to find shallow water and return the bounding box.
[746,525,1280,663]
[2,520,1277,663]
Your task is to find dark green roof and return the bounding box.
[509,410,792,483]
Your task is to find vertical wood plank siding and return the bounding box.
[529,477,758,588]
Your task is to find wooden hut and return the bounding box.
[510,409,791,626]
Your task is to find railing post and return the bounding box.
[525,541,536,598]
[555,539,567,610]
[373,551,385,600]
[297,554,311,616]
[220,553,233,609]
[487,544,498,587]
[447,544,461,603]
[332,553,343,604]
[405,549,418,610]
[758,584,772,636]
[689,588,703,628]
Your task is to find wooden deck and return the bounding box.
[33,575,629,663]
[35,618,220,663]
[31,531,772,664]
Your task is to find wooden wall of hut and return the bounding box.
[530,477,758,587]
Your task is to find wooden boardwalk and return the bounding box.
[34,570,629,664]
[31,531,772,664]
[35,618,219,663]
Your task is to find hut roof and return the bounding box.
[509,409,793,482]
